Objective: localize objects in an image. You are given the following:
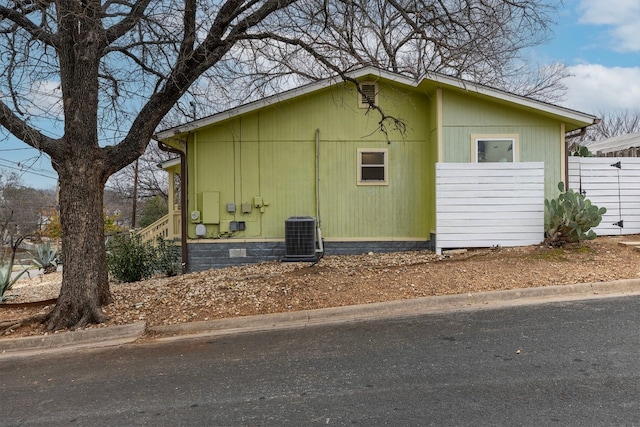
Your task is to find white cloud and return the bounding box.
[578,0,640,52]
[563,64,640,114]
[32,80,61,107]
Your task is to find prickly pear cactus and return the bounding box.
[544,182,607,246]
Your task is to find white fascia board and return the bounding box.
[156,79,337,139]
[155,67,418,140]
[159,157,181,170]
[422,73,598,125]
[155,81,336,140]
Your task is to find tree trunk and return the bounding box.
[46,164,111,330]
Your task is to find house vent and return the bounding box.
[283,217,318,261]
[358,82,378,108]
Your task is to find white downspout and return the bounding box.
[315,128,324,256]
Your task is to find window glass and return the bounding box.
[361,152,385,165]
[358,149,387,185]
[477,139,514,162]
[361,166,385,181]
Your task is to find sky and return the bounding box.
[1,0,639,189]
[538,0,640,113]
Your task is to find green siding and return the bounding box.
[319,139,430,238]
[186,80,434,240]
[440,90,564,198]
[260,140,317,238]
[184,79,569,241]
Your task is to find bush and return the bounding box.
[106,234,156,283]
[545,182,606,246]
[106,234,181,283]
[153,237,181,277]
[571,144,592,157]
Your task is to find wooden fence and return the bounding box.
[435,162,545,254]
[568,157,640,236]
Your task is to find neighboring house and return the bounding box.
[583,131,640,157]
[155,67,597,271]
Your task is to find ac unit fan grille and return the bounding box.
[284,217,317,259]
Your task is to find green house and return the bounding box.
[154,67,597,271]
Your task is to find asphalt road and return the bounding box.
[2,295,640,426]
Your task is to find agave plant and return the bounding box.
[0,262,29,303]
[31,242,58,274]
[0,239,30,303]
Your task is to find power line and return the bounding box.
[0,159,57,180]
[0,157,54,173]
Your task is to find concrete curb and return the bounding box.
[148,278,640,341]
[2,279,640,357]
[0,322,146,359]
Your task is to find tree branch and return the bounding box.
[0,100,60,155]
[0,5,57,47]
[103,0,155,46]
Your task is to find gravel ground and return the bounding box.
[2,235,640,338]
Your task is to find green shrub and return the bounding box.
[571,144,593,157]
[106,234,182,283]
[545,182,606,246]
[153,237,181,277]
[106,234,156,283]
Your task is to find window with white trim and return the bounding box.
[358,149,388,185]
[473,137,518,163]
[358,82,378,108]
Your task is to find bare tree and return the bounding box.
[504,62,571,103]
[108,143,170,201]
[107,142,172,228]
[587,110,640,141]
[567,110,640,148]
[211,0,565,103]
[0,0,559,330]
[0,172,55,238]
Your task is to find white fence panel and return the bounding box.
[568,157,640,235]
[435,162,545,254]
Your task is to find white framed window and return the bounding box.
[471,135,519,163]
[358,148,388,185]
[358,82,378,109]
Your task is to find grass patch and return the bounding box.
[532,248,569,261]
[574,245,594,254]
[532,244,594,261]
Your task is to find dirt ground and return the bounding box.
[2,235,640,339]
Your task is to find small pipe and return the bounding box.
[315,129,324,257]
[315,128,321,227]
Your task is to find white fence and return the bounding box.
[435,162,545,254]
[568,157,640,235]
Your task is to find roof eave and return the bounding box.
[422,73,598,128]
[156,67,598,140]
[156,67,415,140]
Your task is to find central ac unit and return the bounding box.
[283,217,319,262]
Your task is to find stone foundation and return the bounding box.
[186,237,435,272]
